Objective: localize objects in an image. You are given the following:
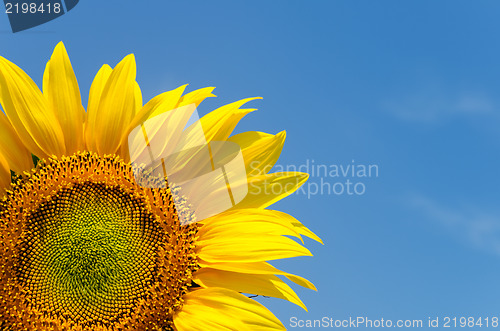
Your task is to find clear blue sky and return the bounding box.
[2,1,500,329]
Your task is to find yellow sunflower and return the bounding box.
[0,42,322,330]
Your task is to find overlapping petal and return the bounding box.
[43,42,85,154]
[126,84,187,134]
[85,64,112,152]
[228,131,286,176]
[200,97,261,142]
[174,288,285,331]
[178,86,216,108]
[194,268,307,310]
[272,210,324,244]
[0,56,65,158]
[0,113,32,173]
[0,152,10,196]
[197,234,312,263]
[236,172,309,209]
[198,261,317,291]
[199,209,304,242]
[85,55,137,155]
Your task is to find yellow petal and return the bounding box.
[177,86,216,108]
[235,172,309,209]
[194,268,307,310]
[114,81,143,161]
[197,234,312,263]
[199,209,303,243]
[0,151,10,197]
[122,86,216,158]
[199,261,317,291]
[134,81,142,114]
[0,56,65,158]
[125,84,187,136]
[42,60,50,97]
[85,55,136,155]
[44,42,85,154]
[174,288,285,331]
[228,131,286,176]
[85,64,112,151]
[124,85,191,165]
[175,305,247,331]
[0,112,33,173]
[272,210,324,244]
[200,97,261,142]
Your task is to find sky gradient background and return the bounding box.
[2,1,500,329]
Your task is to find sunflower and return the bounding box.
[0,42,322,330]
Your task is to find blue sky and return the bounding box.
[2,1,500,329]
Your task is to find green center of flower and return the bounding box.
[18,182,161,323]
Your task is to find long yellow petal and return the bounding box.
[42,60,50,98]
[235,172,309,209]
[114,81,143,161]
[125,84,187,136]
[228,131,286,176]
[0,151,10,197]
[200,97,261,142]
[198,261,317,291]
[177,86,216,108]
[0,57,65,158]
[199,209,303,243]
[194,268,307,310]
[100,54,136,155]
[44,42,85,154]
[197,234,312,263]
[85,64,112,151]
[0,113,32,173]
[123,84,187,162]
[85,55,136,155]
[174,288,285,331]
[175,305,247,331]
[122,86,215,158]
[272,210,324,244]
[134,81,142,114]
[207,209,321,245]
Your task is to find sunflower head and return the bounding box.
[0,42,321,330]
[1,152,198,329]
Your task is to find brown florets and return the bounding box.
[0,152,199,330]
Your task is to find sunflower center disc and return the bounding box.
[0,152,199,329]
[20,182,161,323]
